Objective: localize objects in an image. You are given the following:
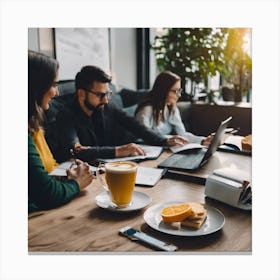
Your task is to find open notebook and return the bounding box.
[218,135,251,155]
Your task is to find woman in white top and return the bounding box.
[135,71,212,145]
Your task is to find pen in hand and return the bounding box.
[225,127,240,135]
[69,148,96,177]
[70,148,78,165]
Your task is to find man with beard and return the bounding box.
[52,65,187,163]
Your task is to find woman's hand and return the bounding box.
[166,135,189,146]
[201,134,215,146]
[66,159,95,190]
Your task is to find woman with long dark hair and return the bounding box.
[28,50,94,212]
[135,71,212,145]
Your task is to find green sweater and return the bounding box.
[28,132,80,212]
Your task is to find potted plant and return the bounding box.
[151,28,226,101]
[219,28,252,102]
[151,28,252,103]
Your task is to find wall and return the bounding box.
[54,28,110,81]
[28,29,39,51]
[110,28,137,90]
[28,28,54,57]
[28,28,138,89]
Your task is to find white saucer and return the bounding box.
[144,201,225,236]
[95,191,152,212]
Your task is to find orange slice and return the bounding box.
[161,203,192,223]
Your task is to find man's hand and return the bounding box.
[166,135,189,146]
[74,143,90,152]
[115,143,146,157]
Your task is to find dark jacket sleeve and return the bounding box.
[54,107,116,162]
[28,133,80,212]
[109,104,167,146]
[74,146,115,162]
[53,101,167,163]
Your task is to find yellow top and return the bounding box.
[32,128,58,173]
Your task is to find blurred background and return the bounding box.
[28,28,252,104]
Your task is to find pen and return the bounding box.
[229,129,239,135]
[70,148,78,165]
[225,127,240,135]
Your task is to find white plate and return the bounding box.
[95,191,152,212]
[143,201,225,236]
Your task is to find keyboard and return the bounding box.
[158,150,206,171]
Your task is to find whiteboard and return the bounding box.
[55,28,110,80]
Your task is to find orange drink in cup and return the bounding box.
[98,161,137,208]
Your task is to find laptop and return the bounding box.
[158,116,232,171]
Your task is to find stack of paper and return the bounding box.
[136,166,166,187]
[49,161,97,176]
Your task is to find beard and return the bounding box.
[84,94,105,113]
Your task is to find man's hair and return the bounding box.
[28,50,59,133]
[75,65,112,91]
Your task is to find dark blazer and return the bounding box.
[28,132,79,212]
[52,97,166,162]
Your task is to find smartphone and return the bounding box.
[119,226,177,252]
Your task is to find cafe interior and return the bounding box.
[27,27,253,252]
[1,2,280,280]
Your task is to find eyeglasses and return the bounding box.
[170,88,183,96]
[52,81,59,88]
[84,88,113,100]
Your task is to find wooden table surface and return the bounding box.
[28,150,252,253]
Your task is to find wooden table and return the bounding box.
[28,150,252,253]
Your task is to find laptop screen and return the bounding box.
[201,116,232,162]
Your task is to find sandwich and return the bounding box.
[161,202,207,230]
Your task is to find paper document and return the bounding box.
[136,166,166,187]
[50,161,165,187]
[170,143,204,154]
[98,145,163,163]
[223,135,244,151]
[213,167,250,184]
[49,161,97,177]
